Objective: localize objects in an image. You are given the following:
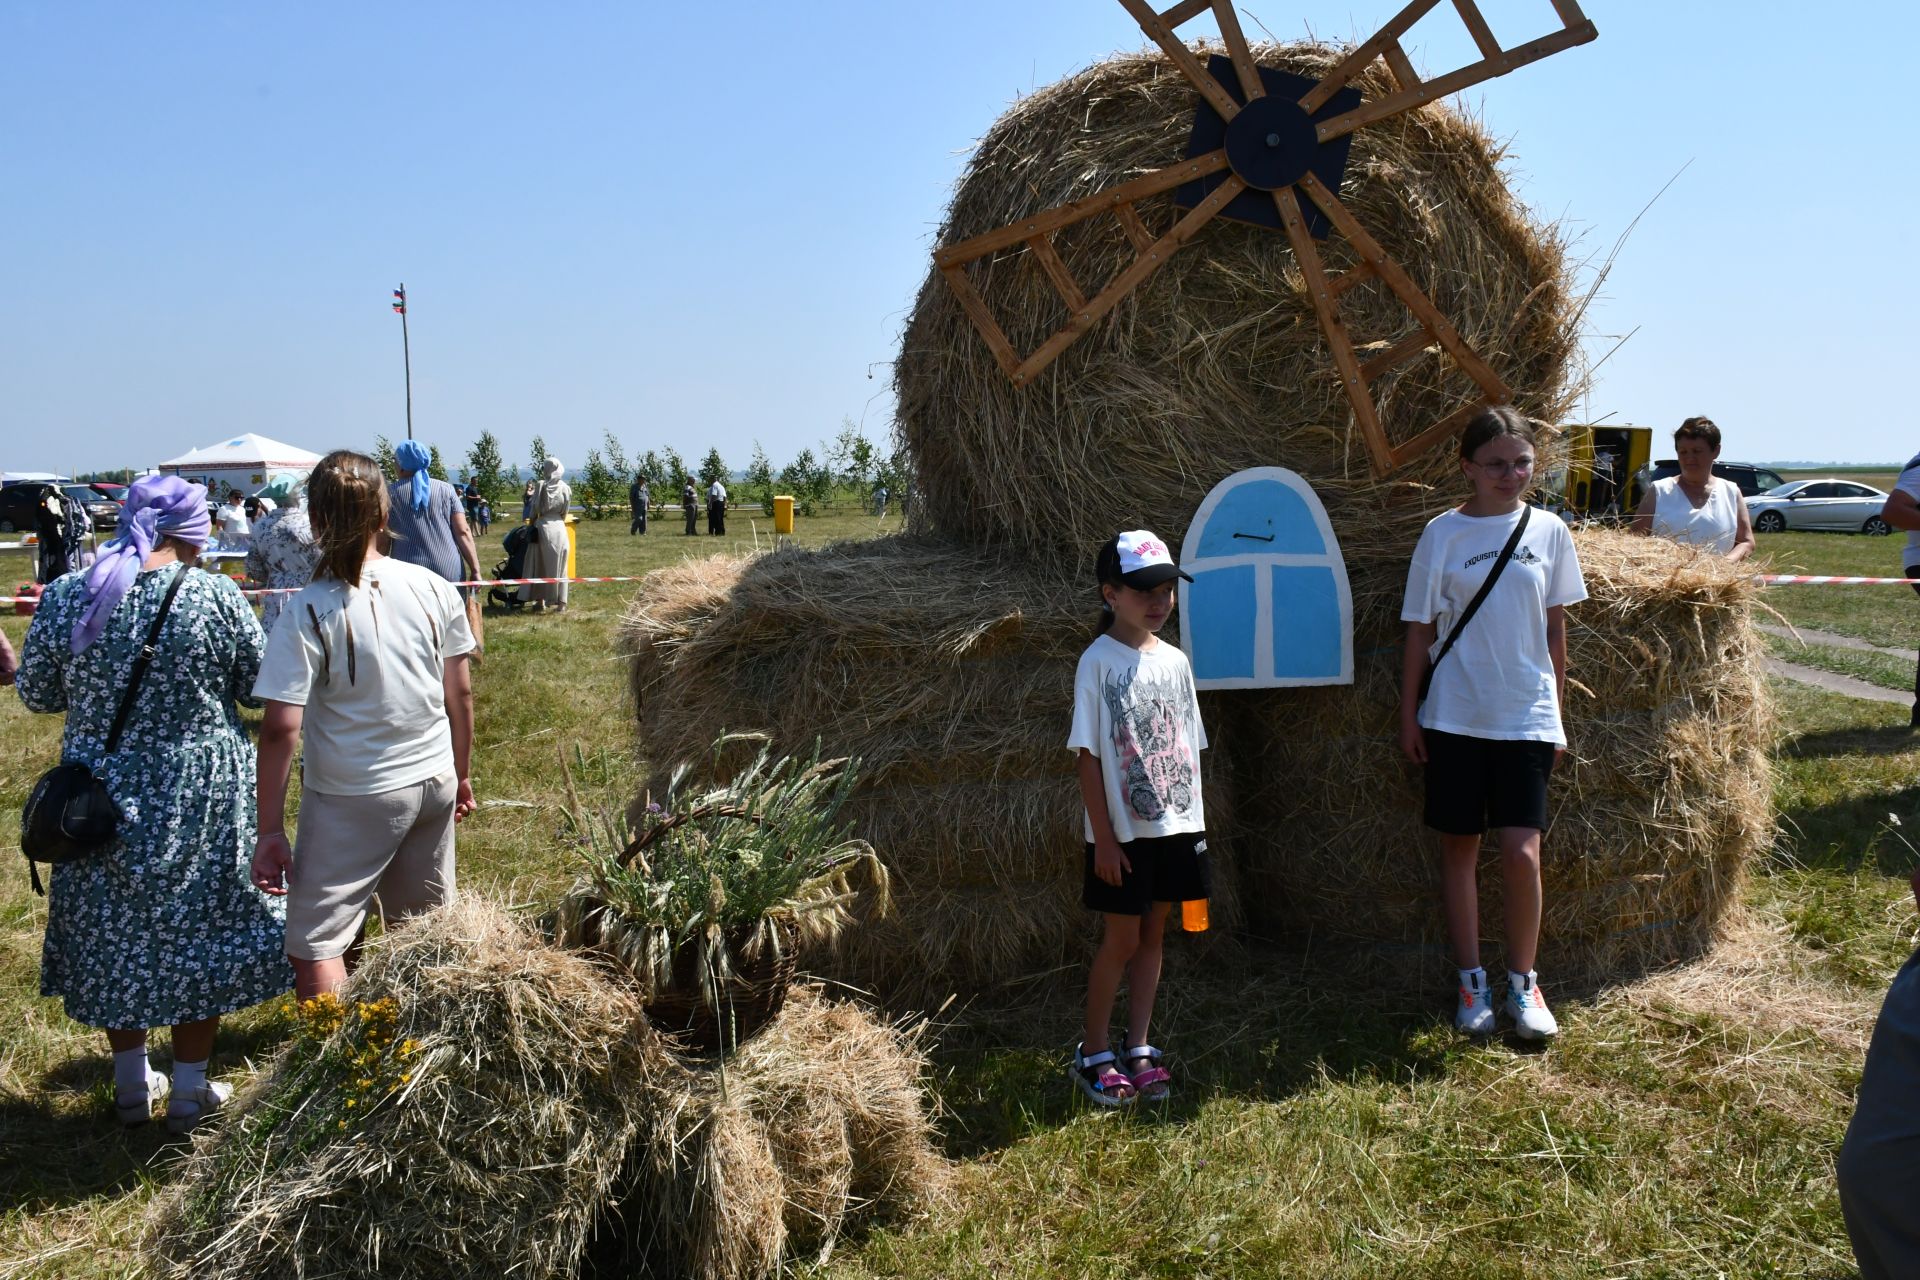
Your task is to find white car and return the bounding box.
[1746,479,1892,535]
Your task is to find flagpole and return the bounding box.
[394,283,414,440]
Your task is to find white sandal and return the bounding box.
[116,1065,170,1128]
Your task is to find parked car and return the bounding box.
[1642,459,1789,498]
[0,482,55,534]
[1746,479,1892,534]
[62,484,119,529]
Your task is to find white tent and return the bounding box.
[158,434,323,496]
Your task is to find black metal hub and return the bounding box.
[1222,94,1319,191]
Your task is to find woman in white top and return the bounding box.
[1631,416,1755,560]
[250,450,477,1000]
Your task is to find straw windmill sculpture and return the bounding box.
[936,0,1598,472]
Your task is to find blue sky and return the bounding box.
[2,1,1912,475]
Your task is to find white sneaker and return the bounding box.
[1505,973,1559,1041]
[166,1079,233,1135]
[1454,972,1495,1036]
[115,1065,170,1128]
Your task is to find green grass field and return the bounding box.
[1,510,1915,1277]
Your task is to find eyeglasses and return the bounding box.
[1467,457,1535,478]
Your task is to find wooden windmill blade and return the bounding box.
[935,0,1598,471]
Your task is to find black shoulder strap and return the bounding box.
[1425,505,1531,692]
[102,566,190,756]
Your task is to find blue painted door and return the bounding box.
[1178,467,1352,688]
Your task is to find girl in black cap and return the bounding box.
[1065,529,1210,1105]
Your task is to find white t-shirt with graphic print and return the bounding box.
[1400,505,1587,746]
[1066,633,1209,844]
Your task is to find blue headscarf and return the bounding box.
[71,474,211,654]
[395,440,432,512]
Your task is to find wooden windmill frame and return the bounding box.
[936,0,1598,472]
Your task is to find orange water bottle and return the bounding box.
[1181,898,1209,932]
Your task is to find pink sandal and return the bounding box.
[1071,1042,1136,1107]
[1125,1043,1171,1102]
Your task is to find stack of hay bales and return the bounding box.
[622,40,1772,997]
[144,899,943,1280]
[622,538,1244,999]
[1226,530,1771,980]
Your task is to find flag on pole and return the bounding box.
[392,286,406,315]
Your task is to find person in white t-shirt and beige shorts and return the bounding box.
[1400,407,1588,1043]
[248,450,478,1001]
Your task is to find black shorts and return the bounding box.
[1422,730,1556,835]
[1082,831,1212,916]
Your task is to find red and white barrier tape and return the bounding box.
[1757,574,1920,585]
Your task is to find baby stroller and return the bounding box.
[489,524,536,611]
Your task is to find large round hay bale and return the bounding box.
[1228,530,1772,981]
[620,537,1244,1002]
[897,39,1580,639]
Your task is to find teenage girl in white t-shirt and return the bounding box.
[1399,408,1588,1041]
[1064,531,1209,1105]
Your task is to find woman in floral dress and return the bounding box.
[17,475,290,1133]
[243,492,319,635]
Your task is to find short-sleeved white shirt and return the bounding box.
[1895,454,1920,563]
[253,556,476,796]
[1065,634,1209,843]
[1400,505,1587,745]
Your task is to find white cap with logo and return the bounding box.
[1114,529,1194,588]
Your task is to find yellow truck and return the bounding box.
[1546,423,1653,520]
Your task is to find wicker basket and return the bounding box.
[639,919,800,1052]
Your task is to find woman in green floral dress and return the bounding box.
[17,475,290,1133]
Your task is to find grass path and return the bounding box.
[0,515,1915,1277]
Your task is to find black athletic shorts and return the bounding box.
[1422,729,1556,835]
[1082,830,1211,916]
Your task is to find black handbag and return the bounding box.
[1418,505,1530,702]
[20,567,189,893]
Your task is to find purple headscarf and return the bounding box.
[71,474,211,654]
[395,439,432,512]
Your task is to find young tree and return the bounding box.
[830,419,877,497]
[660,447,688,491]
[635,449,664,486]
[372,435,400,482]
[427,445,449,481]
[779,447,834,516]
[601,430,631,481]
[465,430,507,503]
[528,434,550,480]
[576,448,617,518]
[698,447,729,489]
[745,441,776,515]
